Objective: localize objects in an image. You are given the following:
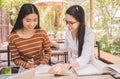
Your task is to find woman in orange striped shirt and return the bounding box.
[8,3,51,69]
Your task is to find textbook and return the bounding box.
[35,64,72,76]
[11,64,72,79]
[35,64,53,76]
[73,60,120,76]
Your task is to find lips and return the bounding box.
[28,25,35,30]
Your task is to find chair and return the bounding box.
[0,50,7,63]
[0,45,11,66]
[49,39,68,65]
[95,41,100,60]
[49,46,68,65]
[7,45,11,66]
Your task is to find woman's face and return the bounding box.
[22,13,38,31]
[65,14,80,32]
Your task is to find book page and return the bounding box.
[103,65,120,74]
[74,64,103,76]
[92,60,120,74]
[109,65,120,73]
[35,64,72,76]
[92,60,108,70]
[35,64,51,74]
[74,60,120,76]
[35,64,53,76]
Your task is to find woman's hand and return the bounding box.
[26,59,37,69]
[70,61,79,68]
[50,40,60,49]
[48,61,79,74]
[48,63,70,74]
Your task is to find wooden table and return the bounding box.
[33,75,115,79]
[1,74,114,79]
[3,68,115,79]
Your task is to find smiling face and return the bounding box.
[65,14,80,32]
[22,13,38,31]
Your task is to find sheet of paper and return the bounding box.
[74,60,120,76]
[35,64,51,74]
[35,64,72,76]
[74,64,103,76]
[10,68,35,79]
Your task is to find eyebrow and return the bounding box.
[65,20,77,23]
[25,18,38,20]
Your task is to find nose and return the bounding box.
[30,22,35,26]
[67,25,72,30]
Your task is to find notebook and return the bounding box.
[73,60,120,76]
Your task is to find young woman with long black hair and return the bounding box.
[49,5,95,74]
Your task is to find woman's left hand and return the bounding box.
[48,63,70,74]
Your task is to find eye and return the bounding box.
[26,20,30,22]
[69,22,74,25]
[25,19,31,22]
[33,19,38,22]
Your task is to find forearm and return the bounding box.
[70,61,79,68]
[14,58,37,69]
[61,61,80,71]
[39,52,51,64]
[13,58,28,68]
[51,41,60,49]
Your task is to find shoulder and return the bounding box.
[9,31,17,39]
[36,28,48,36]
[85,26,94,35]
[36,28,47,33]
[84,26,94,38]
[85,26,92,32]
[36,28,46,32]
[9,31,18,42]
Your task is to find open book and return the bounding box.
[10,64,72,79]
[35,64,72,76]
[73,60,120,76]
[35,64,53,76]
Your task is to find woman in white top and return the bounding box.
[49,5,95,74]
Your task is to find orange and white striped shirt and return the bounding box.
[9,29,51,68]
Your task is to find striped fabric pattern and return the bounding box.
[9,29,51,68]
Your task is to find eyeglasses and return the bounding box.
[64,20,78,26]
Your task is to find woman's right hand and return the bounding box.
[48,63,70,74]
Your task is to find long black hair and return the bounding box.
[11,3,40,33]
[66,5,85,57]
